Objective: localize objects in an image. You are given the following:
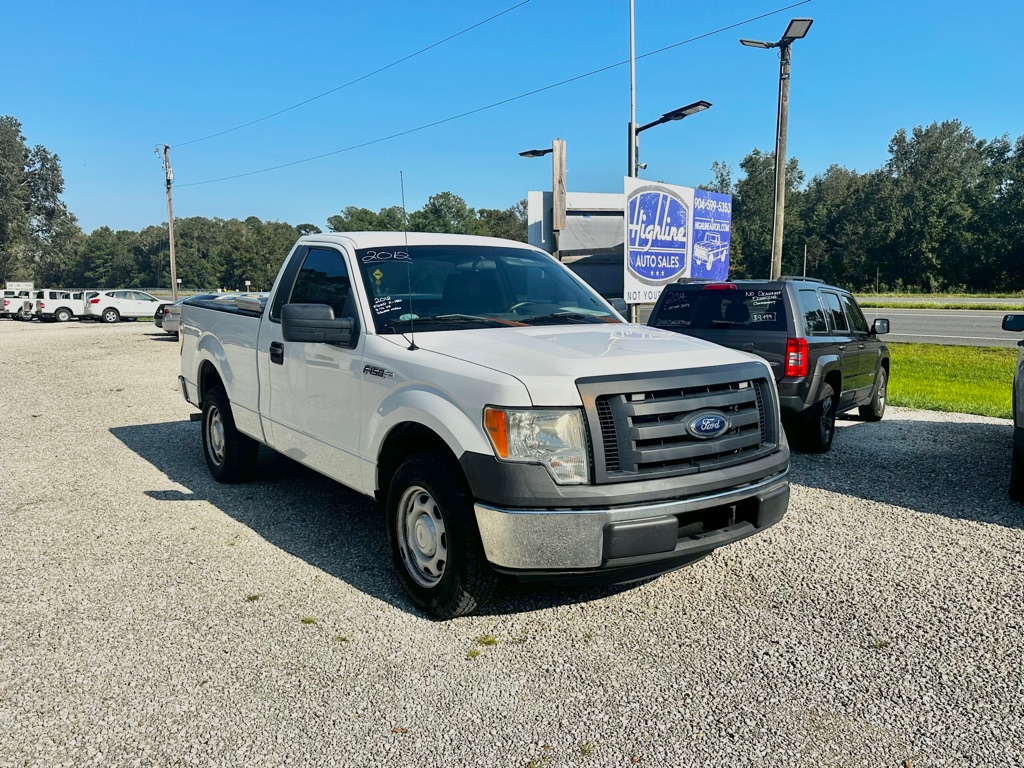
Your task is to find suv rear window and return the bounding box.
[651,287,787,331]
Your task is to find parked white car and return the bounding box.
[156,296,191,336]
[84,290,163,323]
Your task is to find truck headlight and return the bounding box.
[483,407,589,485]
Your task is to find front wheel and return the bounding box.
[859,368,887,422]
[201,385,259,483]
[102,307,120,323]
[799,383,837,453]
[386,451,497,618]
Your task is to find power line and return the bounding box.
[171,0,531,149]
[178,0,811,189]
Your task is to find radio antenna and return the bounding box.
[400,171,418,351]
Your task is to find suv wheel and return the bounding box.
[800,383,836,453]
[859,368,887,422]
[102,307,120,323]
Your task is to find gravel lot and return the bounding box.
[1,319,1021,768]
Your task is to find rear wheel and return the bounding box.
[799,383,837,453]
[201,385,259,483]
[55,308,72,322]
[859,368,887,421]
[386,451,497,618]
[102,307,120,323]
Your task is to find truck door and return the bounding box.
[259,245,364,485]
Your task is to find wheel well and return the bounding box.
[375,423,455,504]
[824,369,842,396]
[198,362,223,405]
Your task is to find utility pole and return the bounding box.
[769,41,792,280]
[741,19,812,280]
[161,145,179,301]
[628,0,637,180]
[551,138,566,260]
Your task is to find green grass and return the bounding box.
[888,342,1016,418]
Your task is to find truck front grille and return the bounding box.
[577,362,779,484]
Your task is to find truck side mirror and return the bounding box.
[281,303,355,346]
[872,318,889,335]
[1002,314,1024,332]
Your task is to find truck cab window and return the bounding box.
[289,247,357,323]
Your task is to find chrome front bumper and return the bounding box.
[473,472,789,571]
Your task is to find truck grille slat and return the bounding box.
[577,364,779,484]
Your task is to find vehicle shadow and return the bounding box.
[111,421,636,618]
[793,411,1023,529]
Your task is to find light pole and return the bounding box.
[629,100,712,178]
[741,17,813,280]
[519,139,566,258]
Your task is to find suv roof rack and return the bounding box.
[778,275,825,283]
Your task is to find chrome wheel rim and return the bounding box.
[206,406,225,466]
[396,485,447,588]
[877,375,887,411]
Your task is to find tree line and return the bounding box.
[1,115,1021,293]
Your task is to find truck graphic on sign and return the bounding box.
[692,231,729,269]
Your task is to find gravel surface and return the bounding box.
[1,319,1022,768]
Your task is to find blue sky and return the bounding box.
[4,0,1023,234]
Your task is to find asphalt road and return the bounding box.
[863,308,1024,348]
[2,320,1023,767]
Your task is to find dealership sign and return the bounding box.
[624,178,731,304]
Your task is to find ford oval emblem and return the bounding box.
[686,410,730,440]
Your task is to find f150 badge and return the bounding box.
[363,365,395,379]
[686,410,730,439]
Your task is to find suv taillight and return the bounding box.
[90,297,101,304]
[785,338,809,378]
[702,283,737,290]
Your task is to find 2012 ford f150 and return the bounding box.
[179,232,790,617]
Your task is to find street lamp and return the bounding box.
[741,18,813,280]
[628,100,711,178]
[520,139,566,258]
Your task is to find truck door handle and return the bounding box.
[270,341,284,365]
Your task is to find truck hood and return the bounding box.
[405,323,767,405]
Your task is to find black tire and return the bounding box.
[102,307,120,324]
[1011,441,1024,503]
[386,451,498,619]
[17,308,31,321]
[859,367,887,422]
[201,385,259,483]
[55,308,72,322]
[800,383,837,453]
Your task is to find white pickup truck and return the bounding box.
[179,232,790,617]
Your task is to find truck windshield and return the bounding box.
[355,245,621,333]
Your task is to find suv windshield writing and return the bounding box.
[355,245,620,333]
[649,287,787,332]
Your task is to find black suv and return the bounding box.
[648,277,890,452]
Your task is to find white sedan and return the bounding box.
[84,290,163,323]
